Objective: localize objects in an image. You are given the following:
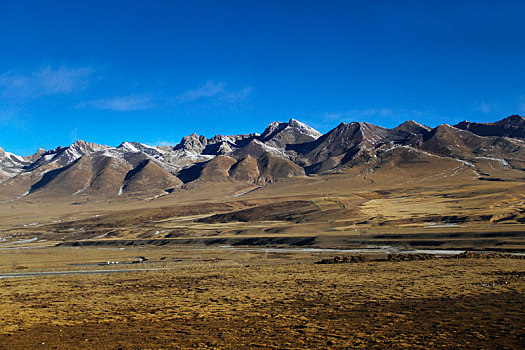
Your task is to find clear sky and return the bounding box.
[0,0,524,155]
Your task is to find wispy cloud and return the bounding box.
[474,98,525,116]
[77,81,252,112]
[177,81,225,102]
[79,95,153,112]
[221,86,253,103]
[474,101,500,114]
[175,81,252,104]
[0,65,94,99]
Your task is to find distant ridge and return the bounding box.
[0,115,523,200]
[455,115,525,139]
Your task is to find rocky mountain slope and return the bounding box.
[0,115,524,200]
[455,115,525,139]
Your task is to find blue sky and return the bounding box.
[0,0,524,155]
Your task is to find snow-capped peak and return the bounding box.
[287,118,322,138]
[119,142,140,153]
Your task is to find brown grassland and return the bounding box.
[0,248,524,349]
[0,160,524,349]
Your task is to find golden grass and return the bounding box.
[0,247,523,349]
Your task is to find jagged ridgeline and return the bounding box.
[0,115,524,200]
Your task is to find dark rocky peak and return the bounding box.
[286,118,322,139]
[421,123,482,157]
[22,148,47,164]
[319,121,389,148]
[202,140,236,155]
[260,119,321,140]
[0,147,28,167]
[117,142,141,152]
[260,121,288,141]
[424,123,461,139]
[232,139,287,160]
[394,120,431,134]
[44,146,62,156]
[117,142,164,158]
[310,122,363,151]
[358,122,393,145]
[31,140,109,169]
[500,114,525,125]
[293,122,367,166]
[328,121,411,148]
[182,133,207,142]
[32,148,46,156]
[208,133,258,145]
[259,118,322,148]
[454,115,525,139]
[288,118,306,127]
[202,133,259,155]
[174,133,209,153]
[421,122,525,160]
[68,140,109,153]
[294,121,414,169]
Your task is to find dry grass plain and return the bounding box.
[1,161,524,251]
[0,247,524,349]
[0,160,524,348]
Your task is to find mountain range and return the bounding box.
[1,115,524,201]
